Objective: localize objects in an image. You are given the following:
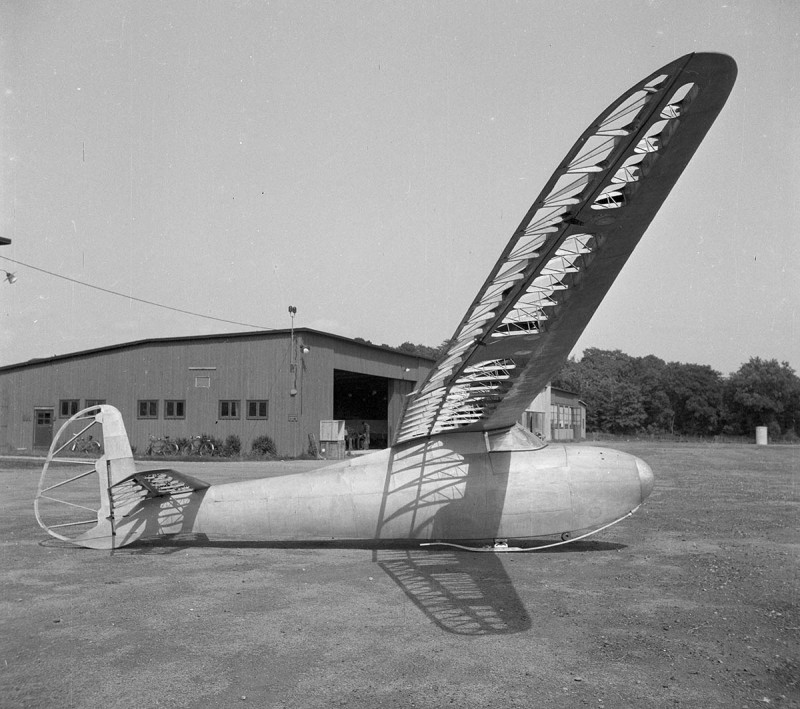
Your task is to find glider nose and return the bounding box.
[635,456,654,502]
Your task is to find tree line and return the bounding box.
[354,338,450,361]
[359,338,800,440]
[552,348,800,439]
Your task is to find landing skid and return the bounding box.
[420,506,640,552]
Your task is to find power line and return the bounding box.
[0,255,273,331]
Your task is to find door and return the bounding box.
[33,408,54,449]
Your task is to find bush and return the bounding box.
[222,434,241,457]
[208,435,224,455]
[251,434,277,457]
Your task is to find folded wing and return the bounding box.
[395,52,737,444]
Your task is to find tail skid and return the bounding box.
[35,405,208,549]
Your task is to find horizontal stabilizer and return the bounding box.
[110,468,210,509]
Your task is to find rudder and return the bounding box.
[35,405,209,549]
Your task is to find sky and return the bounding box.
[1,0,798,376]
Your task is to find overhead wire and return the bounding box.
[0,255,273,331]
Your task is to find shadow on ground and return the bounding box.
[61,534,623,636]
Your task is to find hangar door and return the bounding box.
[33,408,54,448]
[333,370,389,449]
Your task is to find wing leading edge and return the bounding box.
[395,53,737,445]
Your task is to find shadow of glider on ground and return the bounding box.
[35,53,736,553]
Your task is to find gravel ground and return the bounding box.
[1,442,798,709]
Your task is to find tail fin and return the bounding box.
[35,405,209,550]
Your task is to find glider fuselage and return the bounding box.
[109,430,654,547]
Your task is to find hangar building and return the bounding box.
[0,329,435,457]
[523,384,586,442]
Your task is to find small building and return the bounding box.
[522,384,586,442]
[0,329,435,457]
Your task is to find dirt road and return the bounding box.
[2,442,797,708]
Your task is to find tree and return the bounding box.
[393,340,452,360]
[588,377,648,433]
[551,356,582,394]
[572,349,647,433]
[554,349,728,435]
[631,355,673,432]
[661,362,724,435]
[724,358,800,436]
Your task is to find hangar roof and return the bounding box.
[0,328,437,373]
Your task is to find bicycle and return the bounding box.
[70,435,102,455]
[145,434,179,456]
[182,435,215,456]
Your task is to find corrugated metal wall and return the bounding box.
[0,331,431,456]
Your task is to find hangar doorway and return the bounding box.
[333,370,389,449]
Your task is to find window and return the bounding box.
[85,399,106,407]
[165,400,186,419]
[247,400,269,419]
[138,400,158,419]
[59,399,80,418]
[219,400,240,419]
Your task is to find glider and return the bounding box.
[35,53,736,551]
